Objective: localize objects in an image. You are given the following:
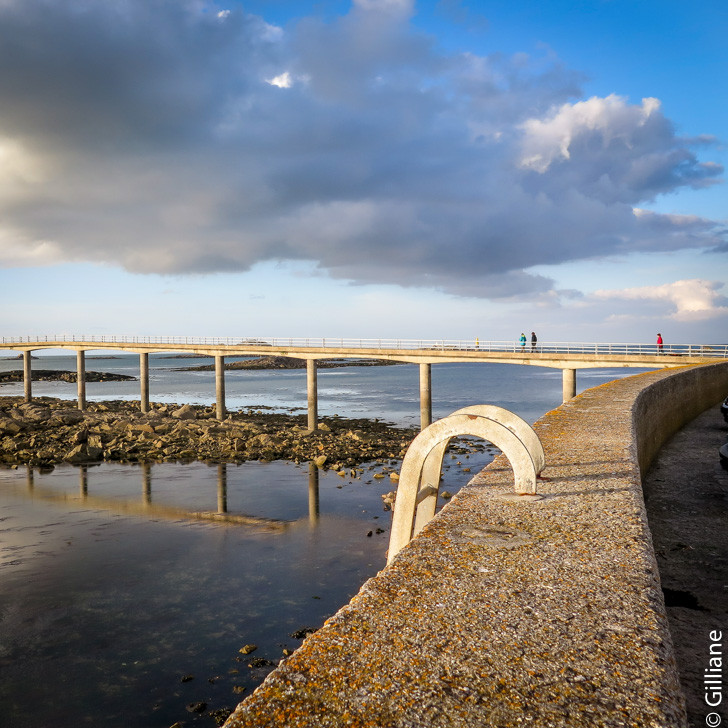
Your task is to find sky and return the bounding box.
[1,0,726,345]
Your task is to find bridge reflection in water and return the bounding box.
[19,462,333,531]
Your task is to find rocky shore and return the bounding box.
[0,396,442,470]
[0,369,135,383]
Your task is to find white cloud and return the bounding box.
[267,71,293,88]
[594,279,728,321]
[0,228,64,267]
[353,0,415,17]
[0,0,723,302]
[520,95,661,172]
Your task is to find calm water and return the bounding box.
[0,356,650,727]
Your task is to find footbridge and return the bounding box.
[2,336,726,430]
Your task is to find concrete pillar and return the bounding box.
[217,463,228,513]
[76,350,86,410]
[23,350,32,403]
[307,359,318,431]
[562,368,576,402]
[140,353,150,413]
[215,355,226,421]
[419,363,432,430]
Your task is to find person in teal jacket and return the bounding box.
[519,332,527,348]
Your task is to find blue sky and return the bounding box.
[1,0,726,345]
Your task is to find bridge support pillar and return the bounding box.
[215,355,226,421]
[76,350,86,410]
[562,368,576,402]
[307,359,318,431]
[23,350,32,403]
[139,353,149,413]
[420,363,432,430]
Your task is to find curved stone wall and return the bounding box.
[633,361,728,473]
[225,362,728,728]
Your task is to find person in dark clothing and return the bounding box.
[531,331,537,351]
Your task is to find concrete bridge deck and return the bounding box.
[3,337,726,430]
[224,361,728,728]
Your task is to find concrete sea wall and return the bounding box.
[225,362,728,728]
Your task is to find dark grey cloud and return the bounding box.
[0,0,723,298]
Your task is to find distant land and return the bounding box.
[0,370,135,384]
[180,355,401,371]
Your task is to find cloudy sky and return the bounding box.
[1,0,726,345]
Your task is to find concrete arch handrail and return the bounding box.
[387,409,544,563]
[450,404,545,473]
[412,405,545,538]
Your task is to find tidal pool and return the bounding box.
[0,452,489,727]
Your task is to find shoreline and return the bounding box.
[0,396,484,471]
[0,369,135,383]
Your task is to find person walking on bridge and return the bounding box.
[657,333,663,353]
[531,331,537,351]
[519,333,526,349]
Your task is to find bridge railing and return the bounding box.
[0,335,726,358]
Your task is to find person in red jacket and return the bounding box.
[657,333,663,353]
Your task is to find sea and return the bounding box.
[0,354,649,727]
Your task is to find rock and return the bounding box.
[14,403,51,423]
[210,708,234,726]
[71,429,88,446]
[389,472,400,481]
[290,627,318,639]
[64,444,88,463]
[171,404,196,420]
[50,409,85,425]
[239,644,257,655]
[64,444,103,463]
[313,455,327,468]
[441,490,453,499]
[185,701,207,713]
[87,434,103,449]
[248,657,276,668]
[381,491,397,510]
[0,417,22,436]
[248,433,282,449]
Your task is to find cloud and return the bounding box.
[0,0,724,300]
[594,279,728,321]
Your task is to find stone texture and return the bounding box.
[224,364,728,728]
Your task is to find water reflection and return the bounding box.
[19,462,290,531]
[0,459,395,728]
[308,461,320,526]
[217,462,227,513]
[79,464,88,498]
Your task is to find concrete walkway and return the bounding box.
[643,403,728,727]
[225,364,728,728]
